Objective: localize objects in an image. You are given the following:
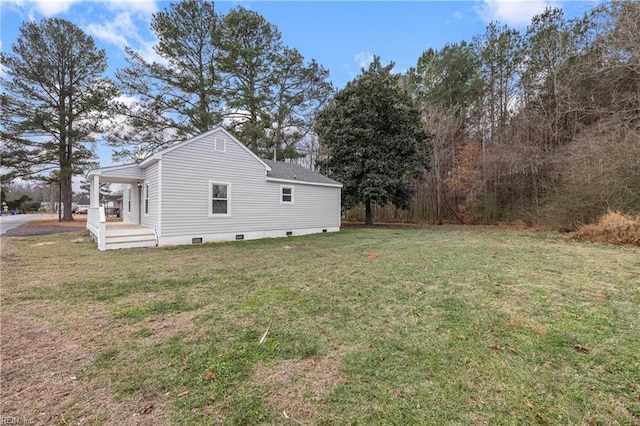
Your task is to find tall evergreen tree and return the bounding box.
[474,22,523,147]
[218,6,332,159]
[0,18,116,221]
[113,2,332,163]
[112,0,221,162]
[217,7,281,154]
[316,57,431,225]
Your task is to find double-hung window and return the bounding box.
[210,181,230,216]
[281,186,294,204]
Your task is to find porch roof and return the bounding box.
[86,163,143,184]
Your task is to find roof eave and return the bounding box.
[265,176,343,188]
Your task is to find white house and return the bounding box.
[86,127,342,250]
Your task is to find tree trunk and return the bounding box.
[61,172,73,221]
[365,199,373,225]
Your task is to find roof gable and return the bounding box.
[139,126,271,172]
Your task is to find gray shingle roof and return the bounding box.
[262,159,341,186]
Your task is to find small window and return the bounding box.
[127,188,131,213]
[210,181,230,216]
[144,184,149,214]
[281,186,294,204]
[215,137,226,152]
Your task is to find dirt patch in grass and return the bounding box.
[3,215,87,236]
[3,215,120,237]
[124,308,208,346]
[253,350,346,422]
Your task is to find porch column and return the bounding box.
[90,174,100,208]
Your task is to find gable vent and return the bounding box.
[215,137,226,152]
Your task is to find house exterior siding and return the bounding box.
[123,187,132,223]
[157,129,341,244]
[142,163,160,229]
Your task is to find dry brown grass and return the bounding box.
[253,349,346,423]
[19,215,121,228]
[24,215,88,228]
[575,211,640,246]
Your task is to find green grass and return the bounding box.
[2,226,639,424]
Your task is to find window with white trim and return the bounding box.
[210,181,230,216]
[215,137,226,152]
[280,185,294,204]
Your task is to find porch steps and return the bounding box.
[104,227,157,250]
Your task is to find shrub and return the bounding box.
[575,211,640,246]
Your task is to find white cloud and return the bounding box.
[18,0,158,16]
[86,13,132,49]
[479,0,557,27]
[135,39,166,65]
[103,0,158,14]
[86,11,166,65]
[31,0,81,16]
[354,51,374,69]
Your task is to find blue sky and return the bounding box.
[1,0,595,168]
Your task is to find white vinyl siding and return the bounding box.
[122,186,132,223]
[157,129,340,238]
[140,163,160,229]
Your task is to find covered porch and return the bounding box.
[86,164,157,250]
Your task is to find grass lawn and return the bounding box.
[1,225,639,425]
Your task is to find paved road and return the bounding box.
[0,214,46,236]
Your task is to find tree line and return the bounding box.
[318,1,638,228]
[394,1,639,228]
[1,0,637,227]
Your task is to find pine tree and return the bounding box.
[218,6,332,159]
[111,0,221,162]
[1,18,116,220]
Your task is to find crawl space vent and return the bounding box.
[192,237,203,244]
[235,234,244,241]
